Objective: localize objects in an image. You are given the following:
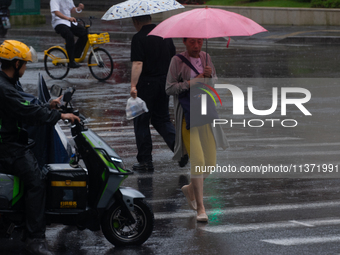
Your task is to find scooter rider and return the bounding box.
[0,40,80,255]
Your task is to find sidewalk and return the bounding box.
[6,9,340,45]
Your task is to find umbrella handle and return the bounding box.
[206,39,208,66]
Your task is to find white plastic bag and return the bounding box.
[126,97,149,120]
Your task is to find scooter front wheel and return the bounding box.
[101,199,154,246]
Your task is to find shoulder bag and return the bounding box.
[176,54,219,130]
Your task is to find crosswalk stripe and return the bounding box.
[213,200,340,214]
[288,220,314,227]
[203,218,340,234]
[59,125,340,150]
[57,122,340,149]
[148,186,340,205]
[59,128,340,149]
[262,235,340,246]
[217,150,340,157]
[154,200,340,220]
[267,142,340,148]
[229,137,302,142]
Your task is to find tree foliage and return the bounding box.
[311,0,340,7]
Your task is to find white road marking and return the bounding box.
[58,122,340,150]
[154,200,340,220]
[203,218,340,234]
[267,142,340,148]
[262,235,340,246]
[149,186,340,205]
[209,200,340,214]
[217,150,340,157]
[289,220,315,227]
[60,124,340,150]
[229,137,302,142]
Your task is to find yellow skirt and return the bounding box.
[181,117,216,175]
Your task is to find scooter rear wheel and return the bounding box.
[101,199,154,246]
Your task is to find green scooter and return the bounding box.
[0,85,154,246]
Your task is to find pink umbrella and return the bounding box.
[149,7,267,38]
[148,7,267,61]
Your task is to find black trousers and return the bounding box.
[55,23,88,62]
[133,75,176,162]
[0,143,46,238]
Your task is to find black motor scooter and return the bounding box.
[0,85,154,247]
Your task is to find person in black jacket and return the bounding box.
[130,15,180,171]
[0,40,79,255]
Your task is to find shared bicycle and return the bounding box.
[44,17,114,81]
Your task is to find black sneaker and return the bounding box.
[68,61,81,68]
[133,161,154,171]
[178,154,189,167]
[25,238,53,255]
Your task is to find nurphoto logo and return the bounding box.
[200,83,312,128]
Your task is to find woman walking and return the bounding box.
[166,38,227,222]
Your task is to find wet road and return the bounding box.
[2,28,340,254]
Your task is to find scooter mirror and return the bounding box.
[63,87,75,103]
[50,85,63,97]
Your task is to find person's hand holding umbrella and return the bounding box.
[203,66,212,78]
[188,67,212,87]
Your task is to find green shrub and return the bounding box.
[311,0,340,8]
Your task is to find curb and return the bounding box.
[10,15,46,26]
[277,36,340,44]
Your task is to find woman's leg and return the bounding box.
[192,124,216,216]
[182,118,207,215]
[181,118,195,202]
[199,124,217,181]
[191,175,205,215]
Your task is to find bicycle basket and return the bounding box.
[88,32,110,44]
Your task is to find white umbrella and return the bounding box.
[101,0,184,20]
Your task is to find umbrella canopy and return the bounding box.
[148,7,267,39]
[101,0,184,21]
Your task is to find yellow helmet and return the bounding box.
[0,40,38,63]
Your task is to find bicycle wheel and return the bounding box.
[88,48,113,81]
[44,47,69,79]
